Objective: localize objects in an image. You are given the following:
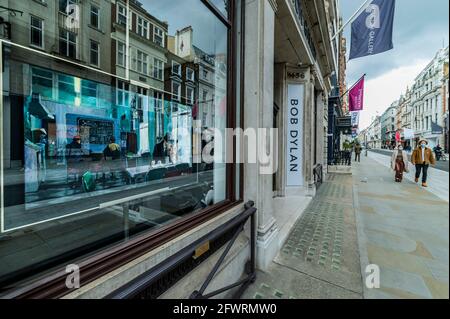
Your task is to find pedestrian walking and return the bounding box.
[390,144,409,182]
[411,138,436,187]
[433,144,443,161]
[354,143,362,162]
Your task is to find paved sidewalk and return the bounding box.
[242,156,448,299]
[353,158,449,299]
[366,151,449,202]
[369,149,449,172]
[242,174,363,299]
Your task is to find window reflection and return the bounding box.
[0,0,231,289]
[209,0,229,17]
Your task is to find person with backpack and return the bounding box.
[103,137,121,160]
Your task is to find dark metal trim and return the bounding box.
[6,200,242,299]
[190,200,256,299]
[239,0,245,201]
[105,201,256,299]
[201,0,231,28]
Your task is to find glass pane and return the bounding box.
[210,0,229,17]
[0,0,231,293]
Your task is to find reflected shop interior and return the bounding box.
[0,0,234,291]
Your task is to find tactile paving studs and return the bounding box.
[274,290,284,298]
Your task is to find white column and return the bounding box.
[303,70,315,195]
[243,0,278,270]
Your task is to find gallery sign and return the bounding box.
[286,84,304,187]
[351,111,360,128]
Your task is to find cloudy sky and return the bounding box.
[340,0,449,129]
[140,0,228,55]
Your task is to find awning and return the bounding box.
[431,121,443,135]
[27,93,55,120]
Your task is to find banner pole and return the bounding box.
[340,73,366,99]
[331,0,373,42]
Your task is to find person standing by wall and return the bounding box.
[411,138,436,187]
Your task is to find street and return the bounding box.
[243,153,449,299]
[369,149,449,172]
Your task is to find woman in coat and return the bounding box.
[391,144,409,182]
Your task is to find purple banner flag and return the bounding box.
[349,76,365,112]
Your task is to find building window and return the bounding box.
[172,81,181,101]
[81,79,98,107]
[202,68,209,80]
[136,50,148,75]
[154,90,164,138]
[58,74,77,105]
[31,67,53,99]
[59,29,77,59]
[186,67,195,82]
[153,25,164,47]
[30,16,44,48]
[59,0,76,13]
[186,86,195,105]
[90,5,100,29]
[172,61,181,77]
[136,87,148,110]
[117,41,125,66]
[117,80,129,106]
[137,16,148,38]
[89,40,99,66]
[117,3,127,25]
[153,58,164,80]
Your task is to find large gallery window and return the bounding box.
[0,0,236,297]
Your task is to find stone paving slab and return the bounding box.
[367,151,449,202]
[273,176,363,294]
[242,262,361,299]
[242,174,363,299]
[353,158,449,299]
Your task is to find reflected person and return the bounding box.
[153,133,171,163]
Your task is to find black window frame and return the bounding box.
[59,28,77,59]
[30,15,44,48]
[90,4,100,29]
[89,39,100,67]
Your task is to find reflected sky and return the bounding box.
[139,0,228,56]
